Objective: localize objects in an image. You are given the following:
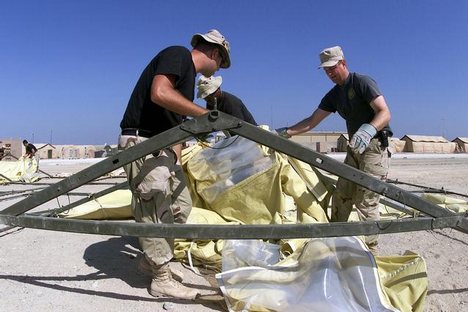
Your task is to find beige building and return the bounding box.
[401,135,456,153]
[36,143,59,159]
[452,137,468,153]
[336,134,349,152]
[0,139,110,160]
[293,132,405,153]
[55,145,97,159]
[290,131,345,153]
[390,137,406,153]
[0,138,23,160]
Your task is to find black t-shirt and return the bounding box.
[26,143,37,154]
[208,91,257,125]
[319,72,391,137]
[120,46,196,135]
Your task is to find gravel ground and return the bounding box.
[0,154,467,312]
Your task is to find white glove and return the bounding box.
[349,123,377,154]
[275,127,291,139]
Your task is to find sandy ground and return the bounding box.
[0,154,467,312]
[380,154,468,312]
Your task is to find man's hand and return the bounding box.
[275,127,291,139]
[349,123,377,154]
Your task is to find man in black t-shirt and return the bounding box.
[118,29,231,299]
[276,46,392,253]
[196,75,257,125]
[23,140,37,158]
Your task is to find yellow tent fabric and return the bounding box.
[184,137,329,225]
[377,252,428,312]
[192,138,428,311]
[0,157,39,184]
[59,189,132,219]
[59,137,432,311]
[421,193,468,213]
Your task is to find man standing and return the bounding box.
[119,29,230,299]
[276,46,392,252]
[196,75,257,125]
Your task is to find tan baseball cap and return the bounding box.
[196,75,222,99]
[191,29,231,68]
[318,46,344,68]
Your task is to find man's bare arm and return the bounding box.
[287,108,331,136]
[151,74,208,117]
[369,95,391,131]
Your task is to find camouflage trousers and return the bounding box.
[331,138,389,245]
[118,134,192,266]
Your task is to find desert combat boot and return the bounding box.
[137,255,184,282]
[150,263,199,299]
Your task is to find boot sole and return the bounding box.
[148,287,198,300]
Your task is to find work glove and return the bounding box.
[349,123,377,154]
[275,127,291,139]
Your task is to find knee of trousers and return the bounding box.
[356,187,381,208]
[133,166,174,201]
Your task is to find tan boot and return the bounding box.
[149,263,199,299]
[137,256,184,282]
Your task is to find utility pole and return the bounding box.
[441,118,446,138]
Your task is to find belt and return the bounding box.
[121,128,155,138]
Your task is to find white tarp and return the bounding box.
[217,237,399,312]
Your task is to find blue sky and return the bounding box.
[1,1,467,144]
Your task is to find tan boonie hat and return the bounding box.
[196,75,223,99]
[191,29,231,68]
[318,46,344,68]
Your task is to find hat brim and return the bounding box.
[191,34,231,69]
[196,77,222,99]
[197,86,220,99]
[318,60,341,69]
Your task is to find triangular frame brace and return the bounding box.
[0,111,466,238]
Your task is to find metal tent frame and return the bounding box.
[1,111,467,239]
